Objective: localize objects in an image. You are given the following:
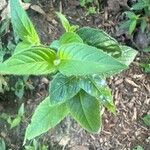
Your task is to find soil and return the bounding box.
[0,0,150,150]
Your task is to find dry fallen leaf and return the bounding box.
[30,5,46,16]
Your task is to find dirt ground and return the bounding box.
[0,0,150,150]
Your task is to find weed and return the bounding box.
[0,0,137,143]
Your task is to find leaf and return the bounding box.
[25,97,69,140]
[0,18,10,36]
[10,0,40,44]
[133,146,144,150]
[0,46,56,75]
[141,63,150,73]
[0,138,6,150]
[67,90,101,133]
[49,40,60,51]
[129,19,137,34]
[56,12,79,32]
[10,116,22,129]
[58,43,127,76]
[79,75,116,113]
[117,46,138,66]
[56,12,71,32]
[142,114,150,126]
[18,103,25,117]
[140,18,147,33]
[143,46,150,52]
[120,20,131,30]
[132,2,147,10]
[49,73,80,105]
[59,32,83,46]
[77,27,121,57]
[125,11,137,19]
[14,42,33,55]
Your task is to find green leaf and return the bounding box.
[10,116,22,129]
[143,46,150,52]
[59,32,83,46]
[0,18,10,37]
[10,0,40,44]
[117,46,138,66]
[14,42,33,55]
[25,97,69,140]
[56,12,79,32]
[58,43,127,76]
[142,114,150,126]
[77,27,121,57]
[120,20,131,31]
[18,103,25,117]
[133,146,144,150]
[49,73,80,105]
[0,138,6,150]
[0,47,56,75]
[125,11,137,19]
[79,75,116,113]
[56,12,71,32]
[129,19,137,34]
[140,18,147,33]
[67,90,101,133]
[132,2,148,10]
[141,63,150,73]
[49,40,60,51]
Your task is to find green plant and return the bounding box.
[120,0,150,34]
[133,146,144,150]
[120,11,140,34]
[11,76,34,99]
[79,0,99,15]
[0,0,137,143]
[80,0,95,7]
[132,0,150,16]
[0,138,6,150]
[142,114,150,126]
[0,103,25,129]
[25,139,48,150]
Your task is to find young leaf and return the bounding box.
[18,103,25,117]
[10,116,22,129]
[0,138,6,150]
[79,75,116,113]
[142,114,150,126]
[59,32,83,46]
[132,2,147,10]
[129,19,137,34]
[77,27,121,57]
[25,97,69,140]
[120,20,131,31]
[141,63,150,73]
[67,90,101,133]
[10,0,40,44]
[117,46,138,66]
[140,18,147,33]
[0,47,56,75]
[58,43,127,76]
[56,12,71,32]
[125,11,137,19]
[49,73,80,105]
[56,12,79,32]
